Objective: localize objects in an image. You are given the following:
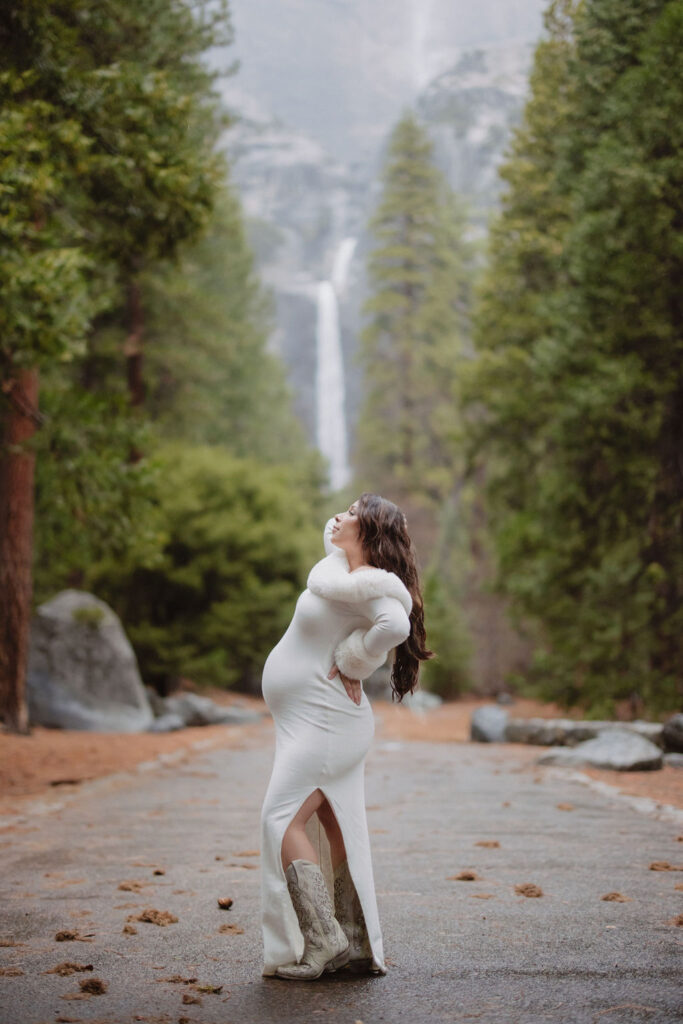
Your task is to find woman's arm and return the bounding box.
[323,516,337,556]
[333,596,411,682]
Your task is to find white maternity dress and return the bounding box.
[259,517,412,977]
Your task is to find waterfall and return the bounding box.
[315,237,357,492]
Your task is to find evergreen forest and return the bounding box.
[1,0,681,730]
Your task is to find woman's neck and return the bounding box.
[345,547,372,573]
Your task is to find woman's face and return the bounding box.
[330,499,361,550]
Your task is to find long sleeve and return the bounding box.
[334,596,411,681]
[323,516,337,556]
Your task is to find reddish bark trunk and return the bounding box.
[0,367,39,734]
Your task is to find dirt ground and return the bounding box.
[1,690,681,818]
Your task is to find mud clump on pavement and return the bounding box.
[0,966,24,976]
[649,861,683,871]
[129,908,178,926]
[667,912,683,926]
[122,923,138,934]
[44,962,94,975]
[118,879,150,892]
[448,870,480,881]
[218,922,244,934]
[156,975,198,984]
[556,802,574,811]
[182,992,202,1005]
[475,840,500,848]
[79,977,107,994]
[601,892,631,901]
[515,883,544,897]
[55,930,93,942]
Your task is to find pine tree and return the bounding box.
[356,111,471,522]
[465,0,683,714]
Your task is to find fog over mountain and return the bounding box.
[209,1,547,464]
[215,0,545,164]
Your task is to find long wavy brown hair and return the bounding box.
[355,492,433,701]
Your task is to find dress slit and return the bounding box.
[262,781,384,976]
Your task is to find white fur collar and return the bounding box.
[307,548,413,615]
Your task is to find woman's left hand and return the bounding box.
[327,664,362,705]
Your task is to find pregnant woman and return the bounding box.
[260,492,432,980]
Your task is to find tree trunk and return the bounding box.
[124,278,145,408]
[0,367,39,734]
[124,278,145,463]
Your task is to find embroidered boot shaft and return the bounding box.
[333,858,373,972]
[275,859,349,980]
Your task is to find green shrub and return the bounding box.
[88,442,321,691]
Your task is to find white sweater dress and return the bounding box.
[259,517,412,977]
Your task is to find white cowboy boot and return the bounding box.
[333,858,373,972]
[275,859,350,980]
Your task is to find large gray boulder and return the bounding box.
[537,729,663,771]
[470,705,509,743]
[160,692,262,727]
[27,590,154,732]
[402,689,443,714]
[147,712,186,733]
[504,717,663,747]
[662,713,683,753]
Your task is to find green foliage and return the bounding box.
[466,0,683,714]
[420,573,473,699]
[0,0,232,374]
[88,443,322,690]
[71,606,105,628]
[0,77,96,371]
[32,379,165,603]
[137,185,317,466]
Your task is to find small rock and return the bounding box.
[217,897,234,910]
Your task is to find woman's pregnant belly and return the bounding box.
[261,590,374,737]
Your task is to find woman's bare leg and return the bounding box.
[316,798,347,870]
[280,789,326,871]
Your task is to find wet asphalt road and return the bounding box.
[0,717,682,1024]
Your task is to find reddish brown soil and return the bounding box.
[1,692,681,817]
